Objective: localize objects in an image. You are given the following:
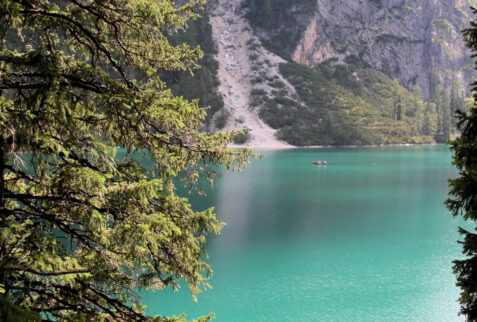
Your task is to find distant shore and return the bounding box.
[228,142,441,150]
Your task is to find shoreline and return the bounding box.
[228,142,441,150]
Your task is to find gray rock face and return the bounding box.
[261,0,477,98]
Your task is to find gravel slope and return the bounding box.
[209,0,292,149]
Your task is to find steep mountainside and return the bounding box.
[208,0,293,147]
[165,0,473,147]
[247,0,476,98]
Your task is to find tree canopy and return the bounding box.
[0,0,251,320]
[447,7,477,321]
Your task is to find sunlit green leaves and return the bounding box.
[0,0,253,320]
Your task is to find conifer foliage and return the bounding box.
[0,0,251,320]
[447,7,477,321]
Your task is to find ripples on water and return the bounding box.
[145,145,464,321]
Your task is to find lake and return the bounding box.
[145,144,465,321]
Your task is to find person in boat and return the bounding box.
[312,160,328,165]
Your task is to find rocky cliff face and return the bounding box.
[254,0,476,98]
[203,0,475,146]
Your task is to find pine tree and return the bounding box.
[0,0,252,320]
[450,78,464,129]
[447,7,477,321]
[412,85,424,133]
[396,101,403,121]
[392,90,399,120]
[442,89,452,140]
[422,102,437,136]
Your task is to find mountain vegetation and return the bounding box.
[0,0,251,320]
[255,60,464,146]
[160,9,226,131]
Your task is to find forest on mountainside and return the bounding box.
[252,60,466,146]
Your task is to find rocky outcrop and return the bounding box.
[257,0,476,98]
[208,0,292,148]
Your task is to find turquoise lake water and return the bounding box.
[145,144,466,321]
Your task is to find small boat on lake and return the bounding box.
[313,160,328,165]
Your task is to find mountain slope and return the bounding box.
[246,0,476,99]
[165,0,473,147]
[208,0,292,148]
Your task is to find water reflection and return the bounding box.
[146,145,464,321]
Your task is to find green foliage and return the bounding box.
[441,88,452,140]
[422,102,438,136]
[451,78,466,128]
[251,88,267,96]
[214,108,231,130]
[447,108,477,320]
[232,128,251,144]
[263,61,437,146]
[160,10,224,130]
[0,297,41,321]
[446,7,477,320]
[269,80,286,88]
[432,80,461,143]
[0,0,253,320]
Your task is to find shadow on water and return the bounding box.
[144,145,465,321]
